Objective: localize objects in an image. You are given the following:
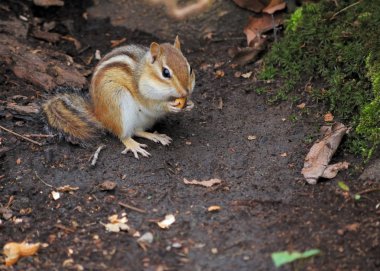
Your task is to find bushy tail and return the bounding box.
[43,93,103,145]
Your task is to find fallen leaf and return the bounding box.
[199,63,212,71]
[241,71,252,78]
[51,191,60,200]
[3,242,40,266]
[244,14,283,47]
[157,214,175,229]
[301,123,348,184]
[103,214,129,232]
[247,135,257,141]
[208,205,221,212]
[61,35,82,50]
[214,62,224,68]
[230,39,268,66]
[280,152,287,157]
[232,0,266,13]
[110,37,127,48]
[57,185,79,192]
[215,70,225,78]
[271,249,320,268]
[183,178,222,187]
[322,162,350,179]
[324,112,334,122]
[345,223,360,232]
[297,103,306,109]
[99,180,117,191]
[262,0,286,14]
[16,158,21,165]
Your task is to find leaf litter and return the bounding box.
[183,178,222,187]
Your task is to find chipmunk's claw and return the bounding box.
[121,137,151,159]
[135,131,172,146]
[184,100,194,111]
[167,101,182,113]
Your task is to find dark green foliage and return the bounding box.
[260,0,380,157]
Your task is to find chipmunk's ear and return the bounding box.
[174,35,181,51]
[150,42,162,63]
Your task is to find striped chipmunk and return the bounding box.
[43,36,195,158]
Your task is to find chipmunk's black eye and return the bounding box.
[162,67,171,78]
[190,66,193,74]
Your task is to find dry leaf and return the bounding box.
[157,214,175,229]
[99,180,117,191]
[247,135,257,141]
[137,232,154,245]
[241,71,252,78]
[232,0,266,13]
[51,191,60,200]
[321,162,350,179]
[345,223,360,232]
[183,178,222,187]
[215,70,225,78]
[244,14,283,47]
[16,158,21,165]
[61,35,82,50]
[301,123,348,184]
[3,242,40,266]
[57,185,79,192]
[297,103,306,109]
[280,152,287,157]
[199,63,212,71]
[262,0,286,14]
[103,214,129,232]
[214,62,224,68]
[111,38,127,48]
[208,205,221,212]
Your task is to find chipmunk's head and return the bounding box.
[139,36,195,101]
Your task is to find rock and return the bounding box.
[359,158,380,182]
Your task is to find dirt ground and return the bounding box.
[0,1,379,270]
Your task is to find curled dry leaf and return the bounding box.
[247,135,257,141]
[244,14,283,47]
[301,123,348,184]
[137,232,154,245]
[183,178,222,187]
[262,0,286,14]
[241,71,252,78]
[321,162,350,179]
[3,242,40,266]
[157,214,175,229]
[297,103,306,109]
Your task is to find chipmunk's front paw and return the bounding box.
[167,101,182,113]
[184,100,194,111]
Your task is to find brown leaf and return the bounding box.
[262,0,286,14]
[99,180,117,191]
[183,178,222,187]
[16,158,21,165]
[321,162,350,179]
[207,205,221,212]
[157,214,175,229]
[232,0,267,13]
[301,123,348,184]
[231,38,268,66]
[61,35,82,50]
[244,14,283,47]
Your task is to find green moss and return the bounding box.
[260,0,380,158]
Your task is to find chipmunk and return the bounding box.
[43,36,195,158]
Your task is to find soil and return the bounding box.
[0,1,379,270]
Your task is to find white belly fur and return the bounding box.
[119,91,164,138]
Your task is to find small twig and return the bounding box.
[358,188,380,195]
[0,124,43,146]
[90,144,106,166]
[34,171,53,188]
[118,201,147,214]
[330,1,361,20]
[24,133,56,138]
